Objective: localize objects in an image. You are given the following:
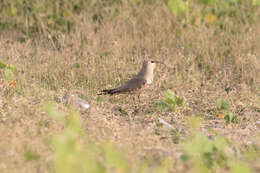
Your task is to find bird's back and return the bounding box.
[100,76,147,95]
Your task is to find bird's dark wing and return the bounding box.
[99,77,147,95]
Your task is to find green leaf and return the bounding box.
[167,0,188,15]
[166,90,175,104]
[224,113,237,125]
[217,98,229,111]
[8,64,17,72]
[165,89,185,109]
[0,61,7,69]
[182,132,234,172]
[231,162,253,173]
[180,154,189,161]
[165,89,175,99]
[253,0,260,6]
[24,149,40,161]
[197,0,211,5]
[118,108,128,115]
[0,61,16,72]
[166,97,175,105]
[176,96,185,106]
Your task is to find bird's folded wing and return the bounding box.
[116,77,147,93]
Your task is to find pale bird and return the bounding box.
[99,59,162,96]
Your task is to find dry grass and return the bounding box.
[0,1,260,172]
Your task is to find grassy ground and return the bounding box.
[0,1,260,172]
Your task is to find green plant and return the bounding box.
[253,0,260,6]
[167,0,189,15]
[181,133,253,173]
[224,112,237,125]
[165,89,185,111]
[216,98,229,111]
[216,98,238,125]
[24,147,40,161]
[0,61,16,72]
[154,90,185,112]
[230,162,253,173]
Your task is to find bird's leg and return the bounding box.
[137,93,141,106]
[135,92,142,112]
[131,93,140,115]
[132,94,136,103]
[133,94,138,109]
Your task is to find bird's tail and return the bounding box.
[98,88,119,95]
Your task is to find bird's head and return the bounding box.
[143,58,164,71]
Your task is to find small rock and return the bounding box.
[61,94,90,111]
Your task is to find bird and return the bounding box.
[98,58,162,96]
